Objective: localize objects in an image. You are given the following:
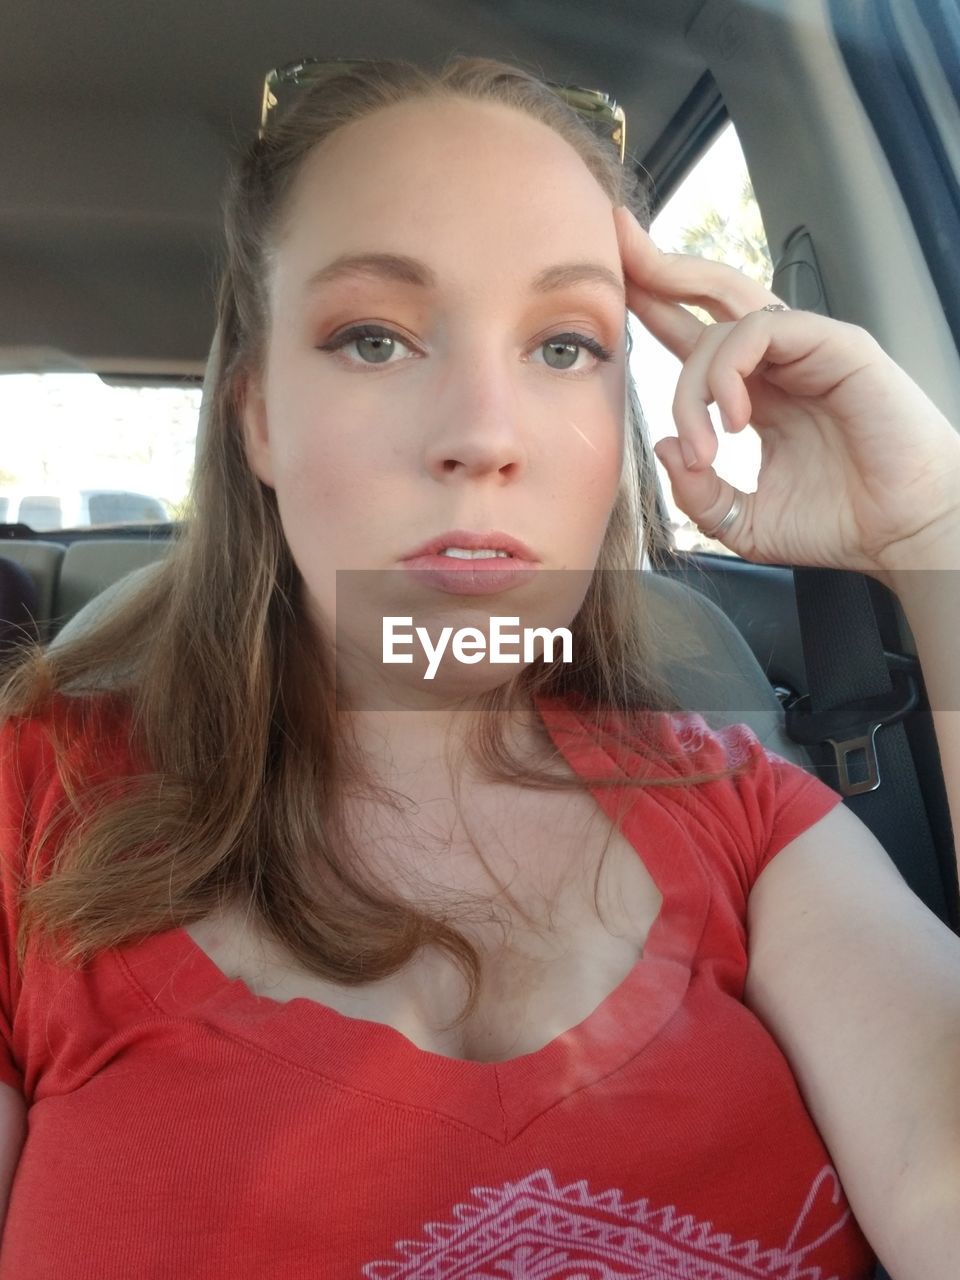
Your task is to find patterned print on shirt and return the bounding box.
[361,1164,854,1278]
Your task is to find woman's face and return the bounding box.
[243,94,628,702]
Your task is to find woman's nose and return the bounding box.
[422,351,529,482]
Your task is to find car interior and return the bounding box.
[2,5,959,1275]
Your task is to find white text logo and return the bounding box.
[383,616,573,680]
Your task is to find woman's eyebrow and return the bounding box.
[302,252,625,301]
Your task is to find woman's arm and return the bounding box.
[614,202,960,1276]
[743,794,960,1280]
[614,205,960,883]
[743,516,960,1279]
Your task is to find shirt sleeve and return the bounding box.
[0,695,134,1102]
[708,720,846,884]
[759,746,846,869]
[653,712,845,894]
[0,715,39,1094]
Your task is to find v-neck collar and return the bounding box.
[118,696,710,1144]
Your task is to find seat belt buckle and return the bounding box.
[783,669,920,797]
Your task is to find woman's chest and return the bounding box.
[183,793,663,1064]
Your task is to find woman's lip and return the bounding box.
[401,530,538,560]
[399,553,541,595]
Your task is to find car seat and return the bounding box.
[0,555,40,658]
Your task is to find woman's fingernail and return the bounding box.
[681,441,698,468]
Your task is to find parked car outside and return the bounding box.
[0,489,171,531]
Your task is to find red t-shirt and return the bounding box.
[0,692,877,1278]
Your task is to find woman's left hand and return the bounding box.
[614,206,960,582]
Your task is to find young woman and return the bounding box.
[0,55,958,1279]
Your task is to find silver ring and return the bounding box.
[697,490,743,540]
[762,302,789,312]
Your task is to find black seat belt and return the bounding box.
[782,568,959,1280]
[784,566,958,928]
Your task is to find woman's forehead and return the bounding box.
[278,96,616,245]
[267,114,619,312]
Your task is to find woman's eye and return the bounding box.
[318,325,416,366]
[533,333,615,373]
[317,325,615,373]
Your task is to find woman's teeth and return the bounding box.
[439,548,512,559]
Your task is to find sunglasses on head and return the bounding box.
[258,56,626,164]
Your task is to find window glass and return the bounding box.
[87,492,171,525]
[628,123,773,556]
[18,496,62,532]
[0,374,200,531]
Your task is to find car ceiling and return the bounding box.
[2,0,712,374]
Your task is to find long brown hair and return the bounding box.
[1,55,748,1030]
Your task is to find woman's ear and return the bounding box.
[240,371,275,487]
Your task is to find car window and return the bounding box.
[0,374,200,531]
[17,496,62,532]
[629,122,773,558]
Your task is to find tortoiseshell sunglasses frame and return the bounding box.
[258,57,626,164]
